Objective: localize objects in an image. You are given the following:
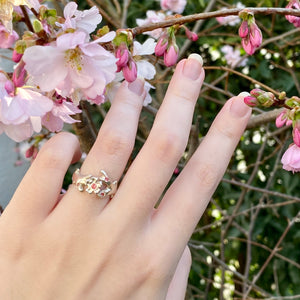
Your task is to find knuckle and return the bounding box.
[38,144,66,169]
[214,122,236,140]
[151,132,185,164]
[194,161,218,188]
[172,89,195,103]
[99,130,133,157]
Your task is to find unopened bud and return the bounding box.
[249,22,262,48]
[293,127,300,147]
[164,44,178,67]
[12,50,22,62]
[239,21,249,38]
[116,44,129,69]
[123,59,137,82]
[244,95,258,107]
[185,28,198,41]
[155,36,168,56]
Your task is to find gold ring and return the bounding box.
[72,169,117,199]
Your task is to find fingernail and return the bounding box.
[182,53,203,80]
[230,94,251,117]
[238,91,251,97]
[128,78,145,96]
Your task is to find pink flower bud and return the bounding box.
[249,22,262,48]
[293,127,300,147]
[185,28,198,41]
[250,88,264,97]
[164,44,178,67]
[116,44,129,69]
[286,0,300,28]
[25,145,35,158]
[241,36,255,55]
[4,80,14,94]
[244,95,258,107]
[155,36,168,56]
[12,50,22,62]
[123,59,137,82]
[239,20,249,38]
[275,111,287,128]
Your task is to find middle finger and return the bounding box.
[109,54,204,221]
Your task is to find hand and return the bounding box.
[0,54,251,300]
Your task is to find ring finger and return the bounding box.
[60,79,146,216]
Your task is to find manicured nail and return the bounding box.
[238,91,251,97]
[182,53,203,80]
[230,93,251,117]
[128,78,145,96]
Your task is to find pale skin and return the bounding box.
[0,54,251,300]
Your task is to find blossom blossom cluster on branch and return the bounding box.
[0,0,299,172]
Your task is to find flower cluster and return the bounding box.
[0,0,299,175]
[0,2,159,142]
[238,11,262,55]
[285,0,300,27]
[244,90,300,172]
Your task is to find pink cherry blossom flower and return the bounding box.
[0,24,18,48]
[160,0,187,14]
[221,45,247,67]
[0,73,53,141]
[136,10,166,39]
[58,2,102,34]
[281,144,300,172]
[286,0,300,28]
[216,2,245,26]
[23,31,117,104]
[42,98,81,132]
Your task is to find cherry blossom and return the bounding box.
[0,24,18,48]
[132,38,156,81]
[0,73,53,141]
[221,45,247,67]
[23,31,117,105]
[160,0,187,14]
[281,144,300,173]
[136,11,166,39]
[216,2,245,26]
[42,97,81,132]
[285,0,300,27]
[58,2,102,34]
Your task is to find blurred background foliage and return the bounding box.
[73,0,300,298]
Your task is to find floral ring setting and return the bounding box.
[72,169,118,199]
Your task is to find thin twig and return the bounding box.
[132,8,300,35]
[245,211,300,297]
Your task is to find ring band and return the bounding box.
[72,169,118,199]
